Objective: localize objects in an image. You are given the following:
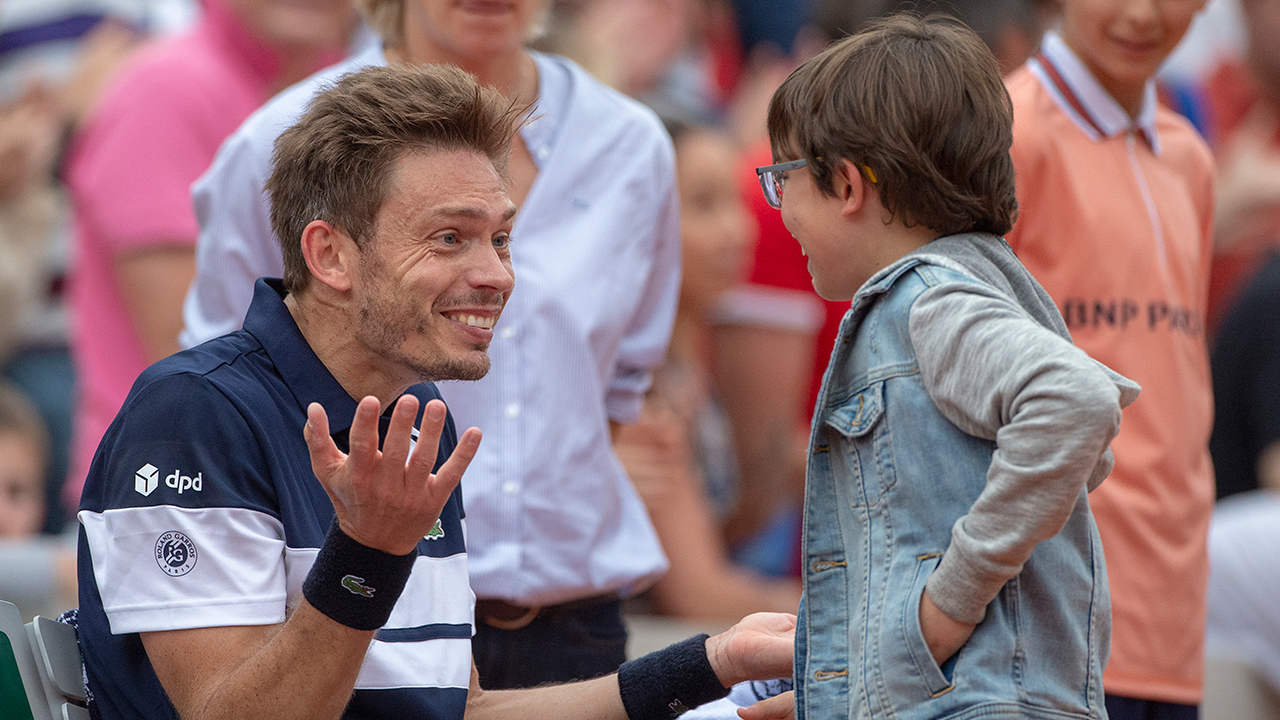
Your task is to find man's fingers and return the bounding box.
[756,612,798,634]
[738,690,795,720]
[432,427,482,494]
[381,394,420,472]
[406,400,448,477]
[304,403,343,478]
[346,396,383,476]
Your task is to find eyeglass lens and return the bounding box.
[759,171,783,209]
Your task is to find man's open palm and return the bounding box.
[305,395,481,555]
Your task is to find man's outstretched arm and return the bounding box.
[466,611,796,720]
[141,396,480,720]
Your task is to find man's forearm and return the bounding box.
[467,613,796,720]
[142,602,373,720]
[468,674,629,720]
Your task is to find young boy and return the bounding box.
[1004,2,1214,717]
[745,15,1139,719]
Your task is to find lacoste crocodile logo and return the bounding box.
[341,575,375,598]
[426,519,444,540]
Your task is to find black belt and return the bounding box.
[475,593,620,630]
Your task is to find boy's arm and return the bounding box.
[907,280,1139,625]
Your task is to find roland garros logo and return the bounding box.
[155,531,197,576]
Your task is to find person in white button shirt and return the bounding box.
[180,0,679,689]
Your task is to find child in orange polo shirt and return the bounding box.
[1005,1,1214,717]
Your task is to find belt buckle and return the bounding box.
[482,604,541,630]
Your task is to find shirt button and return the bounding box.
[505,403,521,419]
[502,481,519,495]
[499,325,516,340]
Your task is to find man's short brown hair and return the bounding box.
[767,13,1018,236]
[267,63,523,293]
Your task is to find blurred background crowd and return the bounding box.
[1,0,1278,712]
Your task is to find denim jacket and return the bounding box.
[796,234,1137,720]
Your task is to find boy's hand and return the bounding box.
[919,590,976,667]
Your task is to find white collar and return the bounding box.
[1029,31,1161,155]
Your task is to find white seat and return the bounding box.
[29,614,88,719]
[0,600,88,720]
[0,599,53,720]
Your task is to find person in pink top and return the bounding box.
[63,0,354,512]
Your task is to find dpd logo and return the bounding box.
[155,531,197,576]
[135,463,159,496]
[165,469,203,494]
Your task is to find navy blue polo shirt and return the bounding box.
[77,279,472,720]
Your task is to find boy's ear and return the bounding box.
[299,219,357,293]
[833,158,871,218]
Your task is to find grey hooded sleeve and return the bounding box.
[908,278,1140,624]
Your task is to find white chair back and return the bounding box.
[0,601,88,720]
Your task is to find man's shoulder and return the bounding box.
[119,335,272,432]
[119,331,280,435]
[1006,63,1049,118]
[138,330,268,389]
[81,333,290,515]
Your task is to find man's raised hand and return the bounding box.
[304,396,481,555]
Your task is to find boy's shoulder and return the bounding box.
[866,235,1033,316]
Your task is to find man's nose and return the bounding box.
[470,244,516,295]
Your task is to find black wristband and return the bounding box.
[617,633,729,719]
[302,518,417,631]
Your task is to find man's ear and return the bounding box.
[299,220,357,292]
[833,158,870,218]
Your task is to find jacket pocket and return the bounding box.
[823,382,890,507]
[901,553,956,699]
[825,382,883,438]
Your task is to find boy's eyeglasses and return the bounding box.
[755,159,808,209]
[755,158,879,210]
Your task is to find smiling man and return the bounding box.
[75,64,794,720]
[180,0,682,689]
